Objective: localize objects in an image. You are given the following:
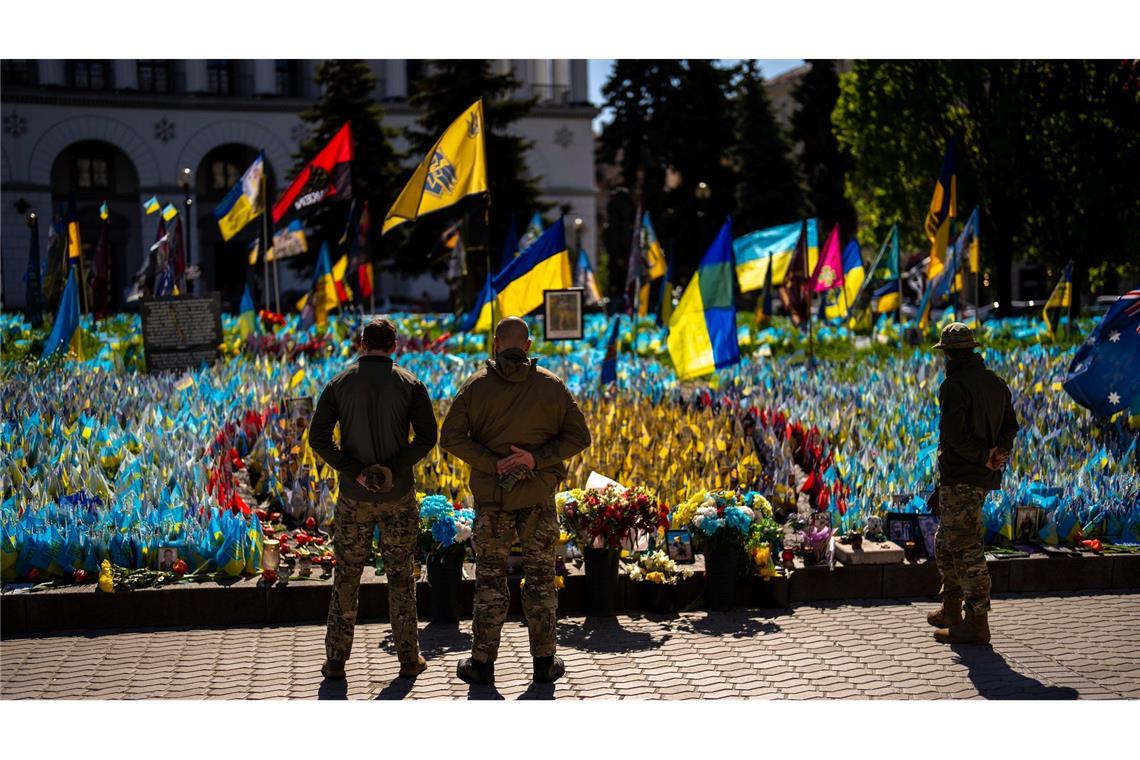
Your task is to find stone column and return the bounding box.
[37,60,65,87]
[114,60,138,90]
[532,59,552,102]
[570,60,588,103]
[184,60,208,93]
[253,60,277,96]
[384,60,407,99]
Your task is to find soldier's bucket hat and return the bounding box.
[932,321,980,351]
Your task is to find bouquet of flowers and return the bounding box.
[418,494,475,557]
[558,485,668,551]
[621,549,692,585]
[671,490,773,551]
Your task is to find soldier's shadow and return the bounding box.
[556,616,670,653]
[376,622,473,658]
[951,645,1079,700]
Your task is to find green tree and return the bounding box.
[289,60,403,271]
[833,60,1140,313]
[732,60,804,233]
[402,60,546,291]
[791,60,856,236]
[598,60,737,293]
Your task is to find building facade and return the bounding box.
[0,59,595,310]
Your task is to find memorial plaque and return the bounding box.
[140,293,223,374]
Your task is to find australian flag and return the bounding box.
[1064,289,1140,419]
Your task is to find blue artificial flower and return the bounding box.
[723,506,752,534]
[431,516,457,547]
[419,494,453,521]
[700,517,724,535]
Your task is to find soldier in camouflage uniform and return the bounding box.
[441,317,591,685]
[929,323,1019,645]
[309,319,438,680]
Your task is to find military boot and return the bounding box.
[456,657,495,685]
[321,658,346,680]
[927,595,963,628]
[533,655,566,683]
[934,609,991,645]
[399,655,428,679]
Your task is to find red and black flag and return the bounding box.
[272,122,353,227]
[778,219,811,328]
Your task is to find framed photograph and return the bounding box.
[543,288,584,341]
[1014,506,1042,544]
[884,512,920,547]
[665,530,695,564]
[157,546,180,571]
[916,515,940,558]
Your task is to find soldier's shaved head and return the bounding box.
[495,317,531,349]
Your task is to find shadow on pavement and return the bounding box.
[952,645,1080,700]
[317,677,347,700]
[677,610,782,639]
[375,676,415,700]
[518,682,556,700]
[377,622,473,658]
[467,683,504,700]
[556,617,671,653]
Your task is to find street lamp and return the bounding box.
[178,167,194,294]
[573,217,584,254]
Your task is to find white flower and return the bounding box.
[626,565,643,582]
[454,519,472,543]
[738,506,755,522]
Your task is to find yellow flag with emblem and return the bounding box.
[383,100,487,234]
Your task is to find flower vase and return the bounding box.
[427,545,465,624]
[703,543,741,611]
[583,547,620,617]
[638,581,678,614]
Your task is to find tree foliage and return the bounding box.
[834,60,1140,310]
[791,60,855,237]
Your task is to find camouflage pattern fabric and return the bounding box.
[470,501,560,663]
[325,491,420,666]
[935,483,992,614]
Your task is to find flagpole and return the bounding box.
[806,219,814,366]
[261,169,280,314]
[897,228,903,350]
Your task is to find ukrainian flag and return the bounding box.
[1042,261,1073,337]
[824,239,865,320]
[643,212,667,280]
[383,100,487,234]
[65,196,82,260]
[214,152,265,242]
[161,203,179,222]
[733,219,819,293]
[924,139,957,280]
[872,280,901,314]
[42,268,83,359]
[143,196,161,215]
[295,243,341,327]
[668,219,740,381]
[460,218,573,333]
[238,284,257,340]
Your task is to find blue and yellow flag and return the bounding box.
[161,203,179,222]
[872,280,901,314]
[600,315,621,387]
[65,195,82,260]
[214,152,265,242]
[577,249,602,305]
[824,239,865,320]
[667,219,740,381]
[99,201,109,221]
[143,196,161,215]
[1042,261,1073,337]
[295,243,340,327]
[924,139,957,280]
[238,284,257,340]
[383,100,487,234]
[41,268,83,359]
[518,211,544,253]
[733,219,819,293]
[500,216,520,268]
[461,218,573,333]
[642,212,667,280]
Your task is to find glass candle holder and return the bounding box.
[263,540,280,572]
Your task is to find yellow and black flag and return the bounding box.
[1042,261,1073,337]
[924,138,957,281]
[383,100,487,234]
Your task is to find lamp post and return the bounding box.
[573,216,584,255]
[178,167,194,294]
[695,181,711,244]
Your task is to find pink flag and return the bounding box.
[811,225,845,293]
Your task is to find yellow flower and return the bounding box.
[98,559,115,594]
[554,575,565,590]
[645,571,665,584]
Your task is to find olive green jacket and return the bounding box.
[937,352,1020,491]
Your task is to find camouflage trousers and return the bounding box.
[471,501,559,663]
[935,483,992,615]
[325,490,420,666]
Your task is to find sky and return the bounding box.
[587,59,804,132]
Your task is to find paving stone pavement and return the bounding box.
[2,591,1137,700]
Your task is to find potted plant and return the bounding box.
[558,485,667,616]
[672,490,772,610]
[622,550,692,614]
[418,494,474,624]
